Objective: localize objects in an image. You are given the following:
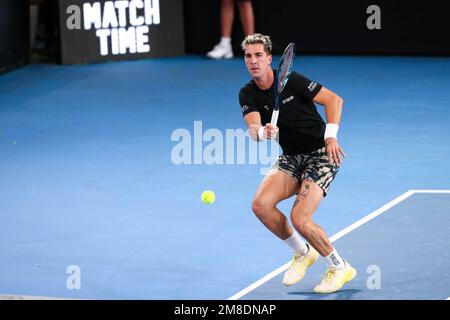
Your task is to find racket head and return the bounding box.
[275,42,296,95]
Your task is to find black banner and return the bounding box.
[58,0,185,64]
[0,0,29,74]
[0,299,443,318]
[184,0,450,55]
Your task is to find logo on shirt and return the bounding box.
[241,105,250,112]
[308,81,318,92]
[282,96,294,104]
[263,105,270,110]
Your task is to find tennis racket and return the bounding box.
[270,42,296,126]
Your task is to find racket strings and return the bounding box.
[276,46,295,93]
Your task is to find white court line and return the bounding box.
[3,190,449,301]
[228,189,450,300]
[410,189,450,194]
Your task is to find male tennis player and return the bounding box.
[239,33,356,293]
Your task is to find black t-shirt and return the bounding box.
[239,70,325,155]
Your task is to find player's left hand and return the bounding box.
[325,138,347,165]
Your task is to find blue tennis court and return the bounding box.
[0,55,449,299]
[235,190,450,300]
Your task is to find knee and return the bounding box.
[291,212,313,236]
[252,197,275,220]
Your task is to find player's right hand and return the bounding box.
[265,124,279,139]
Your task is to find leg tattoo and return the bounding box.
[293,182,310,207]
[300,183,310,200]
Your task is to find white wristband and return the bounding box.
[324,123,339,140]
[258,126,266,141]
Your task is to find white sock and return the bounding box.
[324,248,346,269]
[283,232,308,256]
[220,37,232,46]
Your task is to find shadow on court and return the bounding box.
[287,289,364,300]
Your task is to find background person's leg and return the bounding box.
[206,0,235,59]
[220,0,235,38]
[237,0,254,36]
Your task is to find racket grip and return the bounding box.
[270,110,279,126]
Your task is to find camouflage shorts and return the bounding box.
[274,147,340,197]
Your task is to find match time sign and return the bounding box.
[58,0,184,64]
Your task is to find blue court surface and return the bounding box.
[0,55,449,300]
[236,191,450,300]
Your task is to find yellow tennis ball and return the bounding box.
[201,190,215,204]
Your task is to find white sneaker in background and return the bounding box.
[206,42,234,59]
